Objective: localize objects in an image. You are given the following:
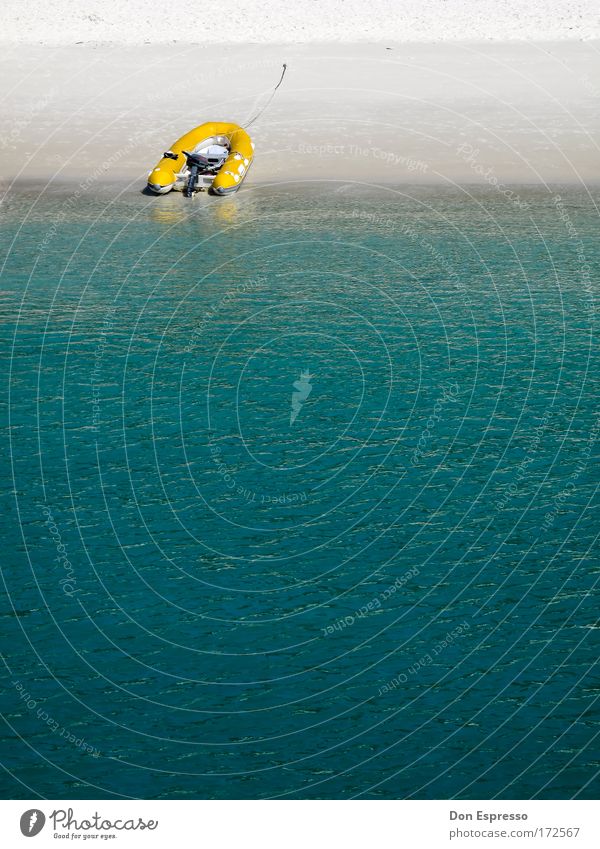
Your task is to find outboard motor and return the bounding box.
[182,145,229,197]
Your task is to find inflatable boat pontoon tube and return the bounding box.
[147,121,254,196]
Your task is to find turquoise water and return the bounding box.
[1,182,598,799]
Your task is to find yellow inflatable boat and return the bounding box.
[147,121,254,197]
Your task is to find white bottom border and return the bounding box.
[0,800,598,848]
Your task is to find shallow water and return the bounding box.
[0,181,598,799]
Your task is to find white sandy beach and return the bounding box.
[0,3,598,187]
[2,0,599,44]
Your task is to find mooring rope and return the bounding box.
[243,63,288,129]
